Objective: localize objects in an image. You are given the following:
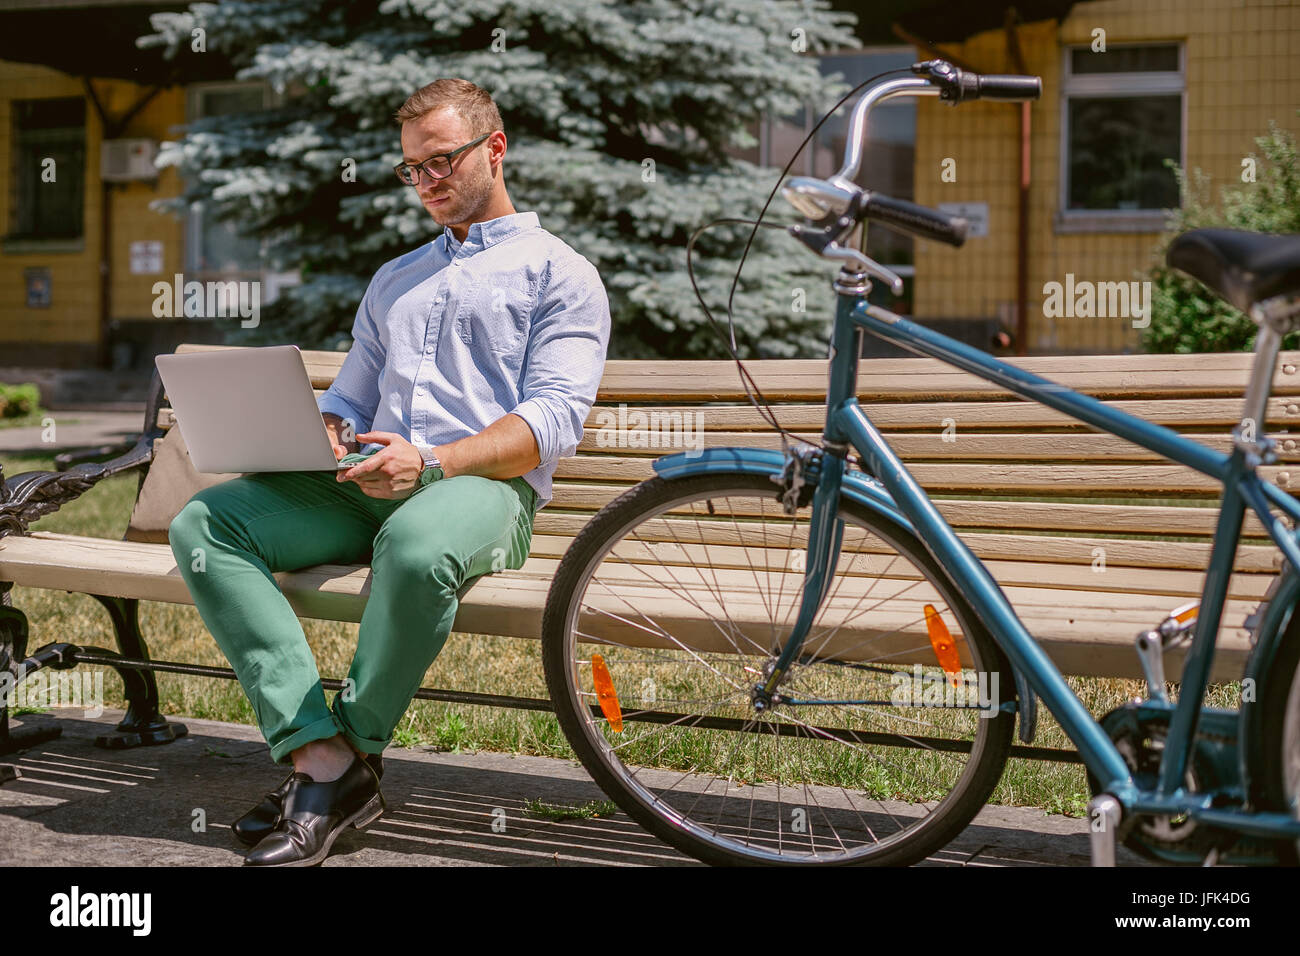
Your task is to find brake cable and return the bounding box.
[685,67,915,455]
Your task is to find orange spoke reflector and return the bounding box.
[924,604,963,688]
[590,654,623,733]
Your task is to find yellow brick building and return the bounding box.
[909,0,1300,353]
[2,0,1297,367]
[1,55,189,366]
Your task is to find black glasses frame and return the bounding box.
[393,132,493,186]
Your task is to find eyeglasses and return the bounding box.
[393,133,492,186]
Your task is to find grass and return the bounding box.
[523,798,619,821]
[0,448,1251,817]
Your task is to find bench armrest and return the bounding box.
[0,370,165,539]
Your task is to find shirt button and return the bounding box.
[425,346,433,354]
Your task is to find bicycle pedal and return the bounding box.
[1158,601,1199,641]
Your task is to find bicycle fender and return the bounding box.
[653,447,911,524]
[1240,568,1300,802]
[651,449,1039,742]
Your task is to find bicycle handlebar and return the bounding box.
[863,192,968,247]
[914,59,1042,104]
[782,60,1039,259]
[970,73,1043,101]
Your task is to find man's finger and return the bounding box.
[341,450,391,479]
[356,431,399,445]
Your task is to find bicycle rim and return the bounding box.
[542,473,1014,865]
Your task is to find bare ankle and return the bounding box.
[291,736,357,782]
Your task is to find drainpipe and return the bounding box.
[1005,10,1031,356]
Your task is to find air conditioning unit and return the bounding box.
[101,139,158,182]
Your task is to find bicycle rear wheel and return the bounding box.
[542,472,1015,865]
[1258,602,1300,863]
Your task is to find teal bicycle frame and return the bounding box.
[657,290,1300,843]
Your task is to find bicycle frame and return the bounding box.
[759,288,1300,839]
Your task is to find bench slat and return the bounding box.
[159,395,1300,433]
[550,455,1288,497]
[574,431,1300,462]
[528,509,1275,573]
[540,483,1273,537]
[172,344,1300,400]
[522,533,1268,600]
[0,532,1254,681]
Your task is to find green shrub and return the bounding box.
[0,383,41,419]
[1142,119,1300,354]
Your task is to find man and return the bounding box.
[168,77,612,867]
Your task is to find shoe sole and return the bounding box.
[242,792,384,868]
[233,794,382,848]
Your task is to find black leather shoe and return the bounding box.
[232,751,383,847]
[242,754,384,867]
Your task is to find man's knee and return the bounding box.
[168,496,209,553]
[372,526,463,593]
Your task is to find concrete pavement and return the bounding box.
[0,708,1151,867]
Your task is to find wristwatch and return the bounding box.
[416,444,444,486]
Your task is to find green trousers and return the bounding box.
[167,453,536,764]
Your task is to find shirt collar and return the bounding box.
[442,210,539,256]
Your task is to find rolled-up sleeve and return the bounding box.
[511,257,611,466]
[317,269,388,434]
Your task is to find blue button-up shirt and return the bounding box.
[317,210,611,509]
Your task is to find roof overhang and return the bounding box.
[0,0,235,85]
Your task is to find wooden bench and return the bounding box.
[2,342,1297,754]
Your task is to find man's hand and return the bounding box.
[323,413,359,459]
[337,432,424,499]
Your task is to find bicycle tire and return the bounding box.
[1257,600,1300,864]
[541,472,1016,866]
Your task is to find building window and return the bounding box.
[183,83,298,303]
[185,84,269,280]
[1059,43,1183,231]
[9,97,86,240]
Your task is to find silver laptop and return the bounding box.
[155,345,353,474]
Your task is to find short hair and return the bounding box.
[393,78,504,138]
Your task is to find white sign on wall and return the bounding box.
[129,240,163,274]
[937,202,989,239]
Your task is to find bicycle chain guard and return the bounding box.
[1087,704,1281,865]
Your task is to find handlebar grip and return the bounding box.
[974,74,1041,101]
[863,193,968,247]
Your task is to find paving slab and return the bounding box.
[0,708,1150,867]
[0,410,143,456]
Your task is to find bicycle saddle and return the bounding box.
[1167,228,1300,313]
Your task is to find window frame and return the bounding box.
[1056,41,1187,233]
[4,96,88,253]
[183,80,298,304]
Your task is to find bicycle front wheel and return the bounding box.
[542,472,1015,865]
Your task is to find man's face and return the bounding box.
[399,107,498,233]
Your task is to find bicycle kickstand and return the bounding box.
[1087,794,1123,867]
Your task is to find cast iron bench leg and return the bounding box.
[87,594,188,748]
[1,588,62,761]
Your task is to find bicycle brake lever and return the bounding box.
[822,244,905,296]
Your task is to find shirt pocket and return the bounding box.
[458,276,536,357]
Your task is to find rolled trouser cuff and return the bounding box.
[330,694,391,756]
[270,714,345,764]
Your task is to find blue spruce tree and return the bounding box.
[141,0,861,358]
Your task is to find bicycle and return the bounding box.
[540,60,1300,866]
